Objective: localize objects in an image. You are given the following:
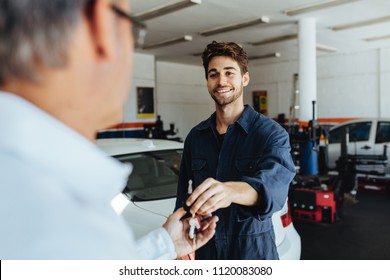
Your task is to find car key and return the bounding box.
[183,179,193,212]
[189,215,201,239]
[189,214,201,249]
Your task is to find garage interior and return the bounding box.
[104,0,390,259]
[113,0,390,142]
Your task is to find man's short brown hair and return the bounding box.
[201,41,248,80]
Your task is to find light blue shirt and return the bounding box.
[0,92,176,259]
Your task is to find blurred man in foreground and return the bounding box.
[0,0,217,259]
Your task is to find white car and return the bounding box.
[96,138,301,260]
[327,118,390,175]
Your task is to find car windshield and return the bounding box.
[329,122,371,143]
[115,149,183,201]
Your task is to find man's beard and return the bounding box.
[210,84,243,108]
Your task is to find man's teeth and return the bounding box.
[216,89,231,93]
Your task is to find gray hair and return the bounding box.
[0,0,88,85]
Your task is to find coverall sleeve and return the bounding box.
[242,126,296,219]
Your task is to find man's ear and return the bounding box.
[243,72,250,87]
[84,0,115,59]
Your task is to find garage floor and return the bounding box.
[294,189,390,260]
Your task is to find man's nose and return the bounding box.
[217,74,227,85]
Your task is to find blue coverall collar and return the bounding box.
[196,105,258,134]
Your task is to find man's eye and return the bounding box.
[226,72,235,76]
[209,73,217,78]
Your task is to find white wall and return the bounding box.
[317,51,379,118]
[123,53,156,123]
[125,47,390,139]
[379,48,390,118]
[248,47,390,120]
[122,56,213,141]
[245,60,299,119]
[155,62,214,140]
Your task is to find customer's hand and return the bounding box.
[163,208,218,258]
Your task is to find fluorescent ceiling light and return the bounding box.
[249,53,281,60]
[249,34,297,46]
[142,35,193,50]
[249,35,336,53]
[133,0,201,21]
[331,15,390,31]
[199,17,269,37]
[284,0,358,16]
[364,34,390,42]
[316,44,337,52]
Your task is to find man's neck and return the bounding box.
[215,103,245,134]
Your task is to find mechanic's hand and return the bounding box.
[162,207,218,258]
[186,178,235,216]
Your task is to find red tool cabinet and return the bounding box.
[291,188,336,224]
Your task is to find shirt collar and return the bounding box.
[196,105,257,134]
[0,92,131,204]
[236,105,258,134]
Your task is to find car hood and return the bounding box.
[132,197,176,218]
[113,194,176,239]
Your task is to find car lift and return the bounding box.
[288,100,338,224]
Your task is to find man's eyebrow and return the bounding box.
[208,66,238,74]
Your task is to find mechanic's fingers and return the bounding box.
[189,188,220,215]
[193,194,224,216]
[186,178,215,206]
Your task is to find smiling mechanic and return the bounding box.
[174,41,296,260]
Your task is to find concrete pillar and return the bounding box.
[378,48,383,118]
[298,18,317,122]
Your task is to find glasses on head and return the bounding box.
[111,5,147,49]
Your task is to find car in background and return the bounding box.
[96,138,301,260]
[327,118,390,175]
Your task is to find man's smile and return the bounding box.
[215,88,232,94]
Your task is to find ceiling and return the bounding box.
[129,0,390,66]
